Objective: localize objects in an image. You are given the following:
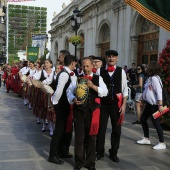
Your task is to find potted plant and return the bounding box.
[68,35,83,46]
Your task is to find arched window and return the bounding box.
[141,19,159,33]
[65,37,69,51]
[80,33,84,47]
[98,23,110,57]
[138,18,159,65]
[79,32,84,58]
[99,23,110,43]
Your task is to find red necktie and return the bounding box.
[92,68,97,73]
[70,72,74,76]
[83,75,92,80]
[107,66,115,72]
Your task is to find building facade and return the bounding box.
[8,4,47,62]
[0,0,7,64]
[49,0,170,67]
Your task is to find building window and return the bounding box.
[141,19,159,33]
[65,37,69,51]
[138,18,159,65]
[99,24,110,43]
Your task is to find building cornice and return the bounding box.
[112,0,126,12]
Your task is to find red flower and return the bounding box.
[70,72,74,76]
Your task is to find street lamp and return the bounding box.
[70,8,83,58]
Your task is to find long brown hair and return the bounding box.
[146,61,161,77]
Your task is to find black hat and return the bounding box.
[105,50,118,56]
[93,56,103,61]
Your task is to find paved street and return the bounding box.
[0,85,170,170]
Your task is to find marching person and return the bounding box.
[32,59,54,135]
[26,60,36,110]
[48,55,77,165]
[58,49,70,65]
[55,49,75,158]
[96,50,128,162]
[67,57,108,170]
[92,56,103,74]
[137,61,166,150]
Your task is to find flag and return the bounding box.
[124,0,170,32]
[27,47,39,62]
[32,34,47,57]
[8,0,36,2]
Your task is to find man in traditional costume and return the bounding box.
[67,57,108,170]
[48,55,77,165]
[96,50,128,162]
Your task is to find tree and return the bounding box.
[158,39,170,128]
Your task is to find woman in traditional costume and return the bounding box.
[33,59,55,136]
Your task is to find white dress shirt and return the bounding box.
[96,65,128,98]
[33,69,53,85]
[67,72,108,105]
[28,68,36,78]
[51,67,76,105]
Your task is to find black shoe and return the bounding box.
[37,121,40,125]
[96,153,104,161]
[74,166,81,170]
[41,127,46,132]
[6,90,9,93]
[84,166,96,170]
[109,155,119,162]
[132,120,141,124]
[59,153,73,158]
[48,156,64,165]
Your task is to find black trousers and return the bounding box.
[49,104,72,156]
[96,102,121,156]
[74,109,96,168]
[141,102,164,142]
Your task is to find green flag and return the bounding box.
[27,47,39,62]
[125,0,170,32]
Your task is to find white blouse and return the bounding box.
[33,69,54,85]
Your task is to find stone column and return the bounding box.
[130,35,138,64]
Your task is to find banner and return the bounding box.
[27,47,39,62]
[32,34,47,57]
[8,0,36,2]
[124,0,170,32]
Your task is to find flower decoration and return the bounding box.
[158,39,170,128]
[68,35,83,46]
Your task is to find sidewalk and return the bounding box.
[0,85,170,170]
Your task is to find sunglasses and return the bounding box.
[137,68,141,70]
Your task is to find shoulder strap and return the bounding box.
[155,76,163,88]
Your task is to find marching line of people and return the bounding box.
[0,49,167,170]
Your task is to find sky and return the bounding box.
[8,0,72,49]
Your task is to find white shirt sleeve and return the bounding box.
[122,69,128,97]
[67,77,77,104]
[98,76,108,97]
[52,72,69,105]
